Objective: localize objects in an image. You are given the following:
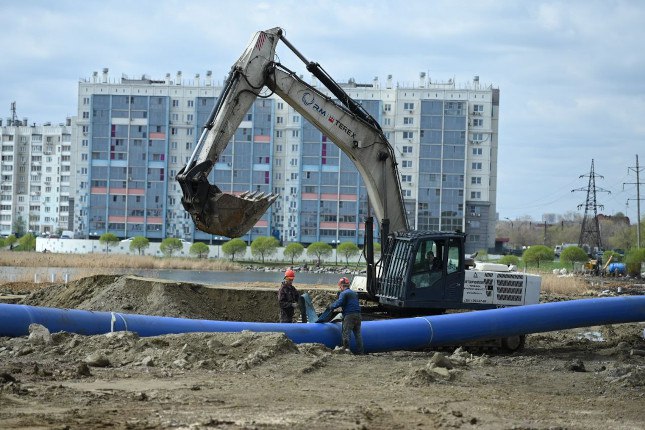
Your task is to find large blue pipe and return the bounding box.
[1,296,644,353]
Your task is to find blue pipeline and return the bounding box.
[1,296,644,353]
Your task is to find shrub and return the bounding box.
[522,245,554,268]
[560,246,589,268]
[222,238,247,261]
[306,242,333,267]
[189,242,210,259]
[625,248,645,277]
[160,238,183,257]
[284,242,304,264]
[337,242,360,265]
[99,233,119,253]
[250,236,279,263]
[498,255,520,266]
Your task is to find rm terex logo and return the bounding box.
[300,93,356,139]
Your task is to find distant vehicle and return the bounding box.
[554,243,577,258]
[120,237,136,244]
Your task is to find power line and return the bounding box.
[624,154,644,248]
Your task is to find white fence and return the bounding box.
[35,238,363,264]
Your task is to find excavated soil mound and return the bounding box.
[18,274,337,322]
[2,274,645,429]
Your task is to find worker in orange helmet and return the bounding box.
[278,268,300,323]
[327,277,364,354]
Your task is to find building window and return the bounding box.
[172,100,179,107]
[276,130,283,138]
[472,118,483,127]
[471,176,482,184]
[384,103,391,112]
[473,104,484,113]
[292,130,299,138]
[403,102,415,110]
[402,160,412,168]
[403,131,414,140]
[470,191,481,199]
[402,146,413,154]
[472,147,482,155]
[471,133,484,142]
[401,175,412,182]
[277,116,283,124]
[403,117,414,125]
[471,162,482,170]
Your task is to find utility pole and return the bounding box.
[624,154,644,249]
[572,159,610,252]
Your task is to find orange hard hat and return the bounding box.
[338,277,350,287]
[285,269,295,279]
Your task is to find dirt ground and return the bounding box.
[1,274,644,429]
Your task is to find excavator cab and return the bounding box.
[377,231,467,314]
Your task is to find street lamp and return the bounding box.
[332,239,339,265]
[504,217,514,229]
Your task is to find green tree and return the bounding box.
[522,245,553,268]
[603,250,623,263]
[99,233,119,253]
[160,238,183,257]
[283,242,305,265]
[250,236,279,263]
[624,247,645,277]
[129,236,150,255]
[12,215,26,237]
[498,255,520,266]
[221,238,247,261]
[338,242,360,265]
[560,246,589,268]
[190,242,211,259]
[5,234,17,250]
[16,233,36,251]
[306,242,333,267]
[0,237,5,249]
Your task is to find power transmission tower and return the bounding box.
[572,159,610,252]
[624,154,644,248]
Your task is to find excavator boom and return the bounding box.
[177,27,408,237]
[176,28,282,237]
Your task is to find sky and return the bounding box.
[1,0,644,222]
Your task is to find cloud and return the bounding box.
[0,0,643,220]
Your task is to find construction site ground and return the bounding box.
[1,274,644,429]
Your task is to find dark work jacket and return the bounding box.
[329,288,361,317]
[278,281,299,309]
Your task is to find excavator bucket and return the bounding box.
[190,184,278,238]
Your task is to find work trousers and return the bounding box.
[341,313,364,354]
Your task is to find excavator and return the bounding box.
[177,28,541,349]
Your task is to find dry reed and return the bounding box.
[0,251,240,272]
[540,273,590,296]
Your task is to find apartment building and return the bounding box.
[0,118,74,237]
[73,69,498,252]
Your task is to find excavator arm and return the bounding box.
[177,27,408,238]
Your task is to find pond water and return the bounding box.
[1,267,348,287]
